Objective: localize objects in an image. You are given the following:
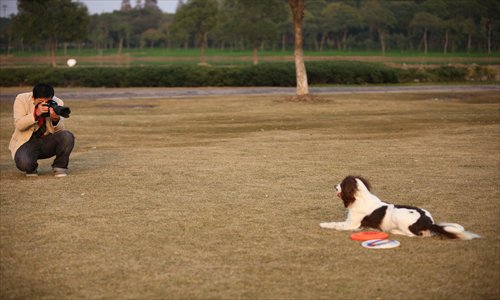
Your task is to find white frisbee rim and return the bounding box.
[361,239,400,249]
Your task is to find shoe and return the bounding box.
[53,168,68,177]
[25,171,38,177]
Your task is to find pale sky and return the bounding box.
[0,0,178,17]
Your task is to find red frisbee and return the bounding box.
[350,231,389,241]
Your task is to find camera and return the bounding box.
[42,99,71,118]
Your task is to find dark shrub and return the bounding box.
[429,66,467,82]
[1,62,474,87]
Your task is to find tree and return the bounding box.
[169,19,190,49]
[221,0,287,65]
[386,0,419,51]
[421,0,449,54]
[89,13,122,51]
[87,15,106,51]
[0,18,13,54]
[322,2,361,51]
[478,0,500,53]
[410,12,440,54]
[14,0,89,66]
[141,28,163,48]
[123,8,164,48]
[288,0,309,97]
[361,0,396,56]
[176,0,185,12]
[172,0,218,64]
[461,18,475,53]
[301,0,328,51]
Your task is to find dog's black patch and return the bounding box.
[361,205,388,229]
[429,224,459,239]
[395,205,434,236]
[394,204,419,210]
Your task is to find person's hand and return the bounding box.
[35,101,49,117]
[49,107,60,122]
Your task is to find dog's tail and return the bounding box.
[430,223,481,240]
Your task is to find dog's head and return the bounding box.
[335,175,371,207]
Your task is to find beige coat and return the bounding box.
[8,92,66,159]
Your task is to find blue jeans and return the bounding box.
[14,130,75,173]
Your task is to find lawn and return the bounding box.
[2,48,499,67]
[0,89,499,299]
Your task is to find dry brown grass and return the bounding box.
[0,89,499,299]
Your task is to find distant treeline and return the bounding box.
[0,62,495,87]
[1,0,499,57]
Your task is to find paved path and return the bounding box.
[1,85,499,101]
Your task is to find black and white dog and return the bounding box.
[320,176,480,240]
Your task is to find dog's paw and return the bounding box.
[320,222,338,229]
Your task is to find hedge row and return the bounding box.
[0,61,489,87]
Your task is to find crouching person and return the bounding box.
[9,83,75,177]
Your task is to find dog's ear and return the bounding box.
[340,176,358,207]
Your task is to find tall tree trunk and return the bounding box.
[288,0,309,96]
[377,29,386,56]
[199,32,207,64]
[443,30,448,54]
[252,43,258,65]
[336,36,342,50]
[407,29,414,51]
[8,30,13,55]
[319,32,327,52]
[50,35,57,67]
[342,30,348,51]
[423,29,428,54]
[118,37,124,54]
[200,44,206,63]
[486,22,492,54]
[467,33,472,53]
